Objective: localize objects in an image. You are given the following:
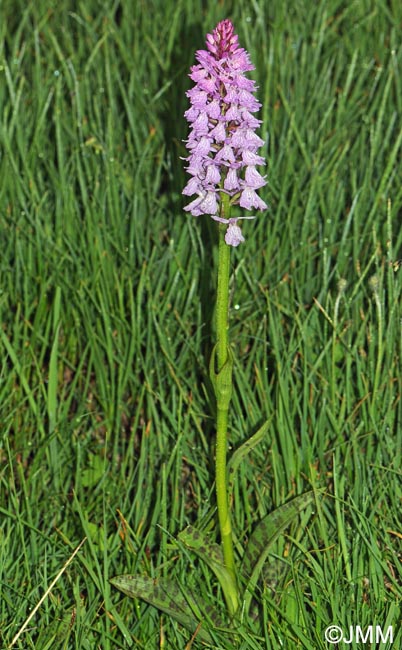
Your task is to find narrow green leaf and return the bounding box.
[241,491,316,614]
[48,285,61,434]
[227,417,273,505]
[0,328,41,426]
[178,526,240,615]
[110,574,220,643]
[47,286,62,489]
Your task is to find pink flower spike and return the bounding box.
[183,19,267,238]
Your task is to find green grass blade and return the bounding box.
[47,286,61,488]
[0,327,45,438]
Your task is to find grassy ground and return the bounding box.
[0,0,401,648]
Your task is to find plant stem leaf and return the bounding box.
[178,525,240,615]
[227,417,273,505]
[241,491,316,614]
[110,574,220,643]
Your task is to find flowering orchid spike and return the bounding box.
[183,19,267,245]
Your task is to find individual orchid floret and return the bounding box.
[183,19,267,245]
[211,215,256,247]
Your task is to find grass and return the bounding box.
[0,0,401,648]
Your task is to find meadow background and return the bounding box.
[0,0,401,648]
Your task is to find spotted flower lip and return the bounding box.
[183,19,267,245]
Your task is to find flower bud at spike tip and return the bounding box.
[183,19,267,246]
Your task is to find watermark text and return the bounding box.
[325,624,393,644]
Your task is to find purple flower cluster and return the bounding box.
[183,19,267,246]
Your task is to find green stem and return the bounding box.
[216,402,236,578]
[214,195,237,605]
[216,225,231,372]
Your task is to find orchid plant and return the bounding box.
[111,20,315,643]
